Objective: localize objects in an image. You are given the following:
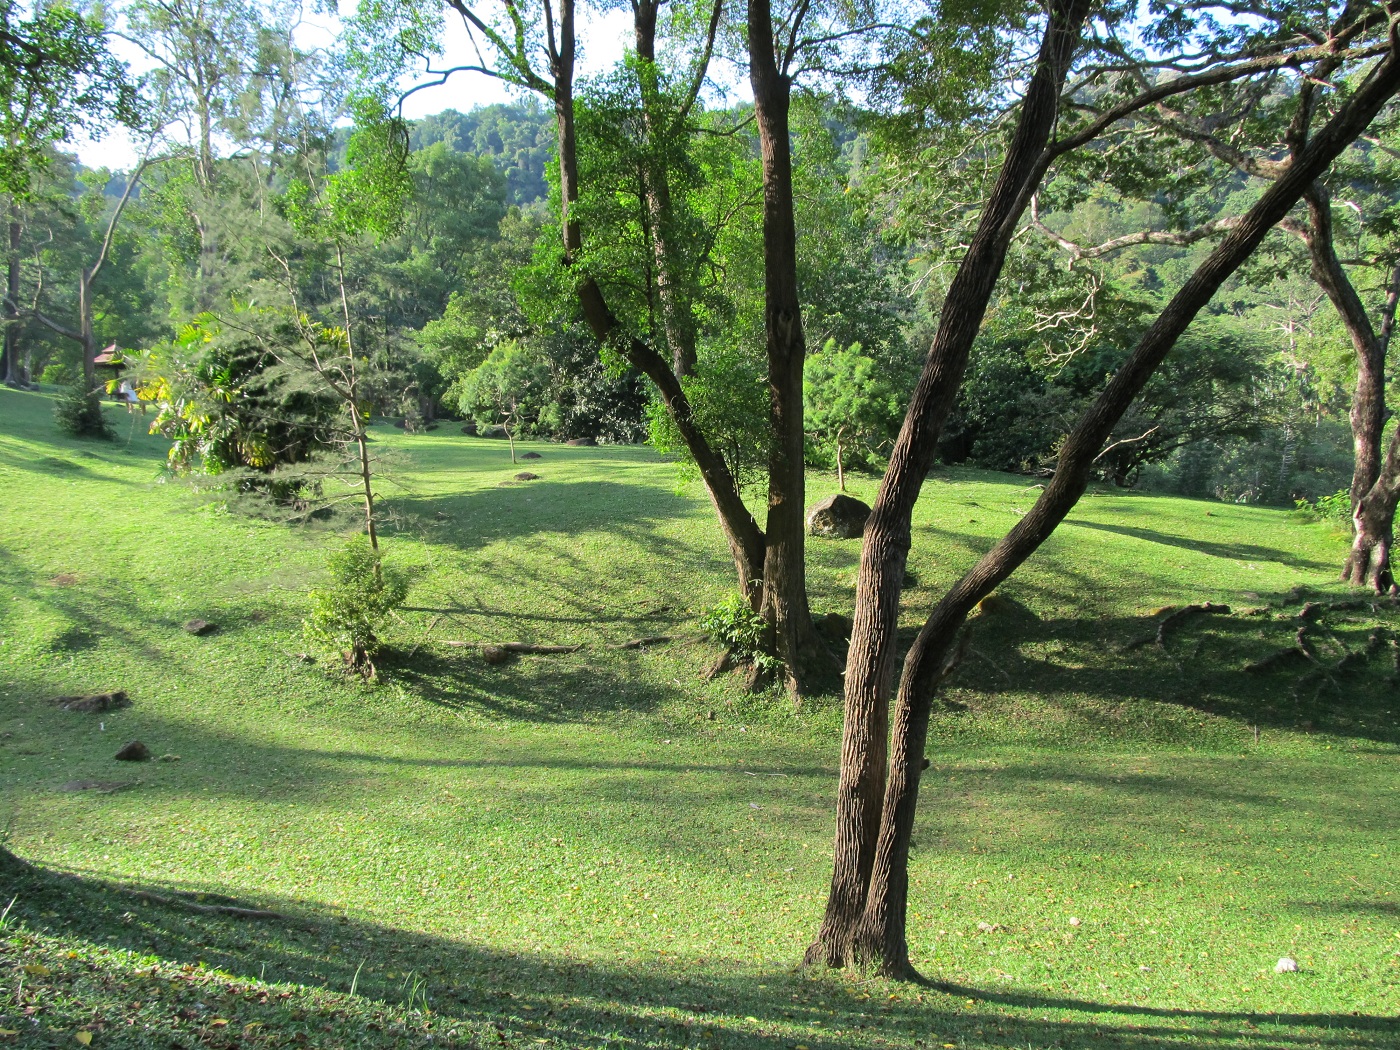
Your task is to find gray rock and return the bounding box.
[514,471,540,481]
[806,493,872,539]
[114,740,151,762]
[521,451,542,459]
[183,619,216,635]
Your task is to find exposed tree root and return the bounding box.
[1124,602,1230,651]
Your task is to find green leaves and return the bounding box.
[280,95,411,243]
[0,1,139,198]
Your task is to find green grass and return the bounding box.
[0,385,1397,1049]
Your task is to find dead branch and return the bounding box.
[610,635,674,650]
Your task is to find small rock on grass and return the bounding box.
[1275,957,1299,973]
[521,451,542,459]
[482,645,511,665]
[114,740,151,762]
[514,471,540,481]
[183,619,216,635]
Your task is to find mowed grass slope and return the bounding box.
[0,385,1396,1050]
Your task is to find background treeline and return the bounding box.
[2,85,1369,507]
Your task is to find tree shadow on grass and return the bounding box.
[946,593,1400,747]
[376,645,683,722]
[2,853,1394,1050]
[1062,519,1333,572]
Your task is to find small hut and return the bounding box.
[93,345,124,398]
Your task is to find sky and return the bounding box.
[68,2,639,171]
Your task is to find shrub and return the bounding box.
[303,536,410,676]
[54,381,114,440]
[699,593,778,671]
[40,362,74,386]
[1295,488,1351,528]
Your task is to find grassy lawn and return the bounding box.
[0,384,1396,1049]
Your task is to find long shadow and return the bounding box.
[949,597,1400,746]
[2,855,1394,1050]
[1063,519,1333,571]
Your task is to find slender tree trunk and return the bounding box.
[749,0,824,695]
[836,432,846,492]
[79,269,96,391]
[3,206,18,386]
[548,0,768,601]
[633,0,698,378]
[808,0,1093,968]
[847,43,1400,978]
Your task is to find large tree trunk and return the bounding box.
[846,42,1400,978]
[807,0,1094,968]
[1296,184,1400,586]
[749,0,824,695]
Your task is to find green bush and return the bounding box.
[53,381,114,440]
[303,536,410,675]
[699,593,778,671]
[40,362,75,386]
[1295,487,1351,528]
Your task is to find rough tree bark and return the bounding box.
[749,0,825,694]
[844,32,1400,979]
[807,0,1094,968]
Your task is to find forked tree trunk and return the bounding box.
[1294,184,1400,587]
[842,44,1400,978]
[749,0,825,694]
[807,0,1094,968]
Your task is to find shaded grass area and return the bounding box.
[1,386,1398,1048]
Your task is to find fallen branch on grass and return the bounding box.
[610,635,674,650]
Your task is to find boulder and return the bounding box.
[565,437,596,446]
[806,494,871,539]
[183,619,216,635]
[114,740,151,762]
[514,471,540,481]
[521,451,542,459]
[461,422,478,436]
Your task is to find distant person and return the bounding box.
[119,379,146,415]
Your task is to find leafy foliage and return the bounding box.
[804,339,903,485]
[303,535,410,675]
[53,380,113,440]
[699,593,777,671]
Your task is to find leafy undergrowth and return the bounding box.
[1,386,1398,1049]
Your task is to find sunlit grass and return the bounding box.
[1,386,1396,1049]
